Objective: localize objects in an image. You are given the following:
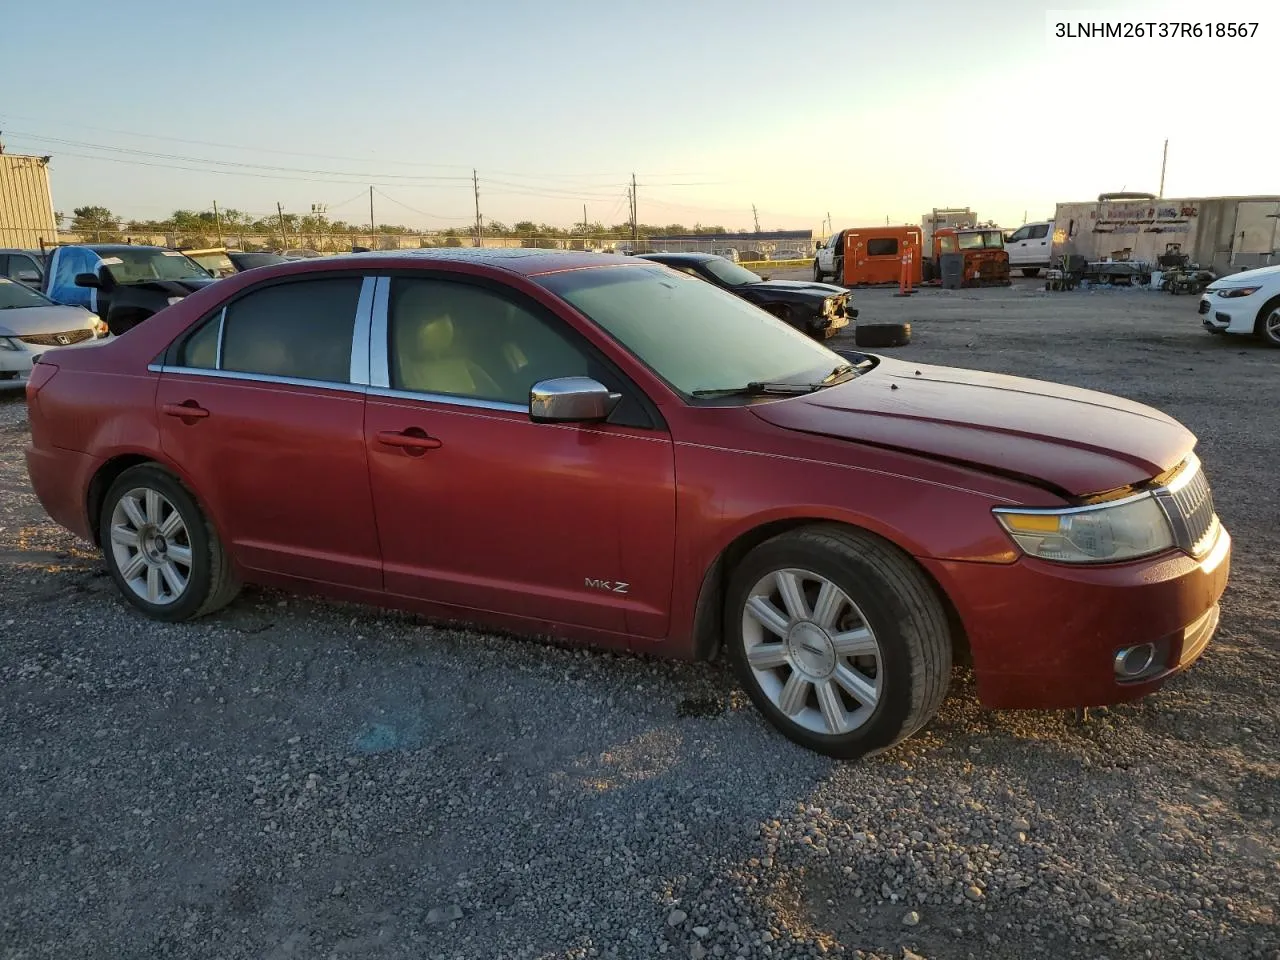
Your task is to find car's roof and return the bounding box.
[271,246,643,277]
[77,243,174,253]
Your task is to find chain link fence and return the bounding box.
[43,231,817,264]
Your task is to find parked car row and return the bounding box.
[21,247,1231,758]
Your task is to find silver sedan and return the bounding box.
[0,279,109,391]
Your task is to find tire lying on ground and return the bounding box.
[854,322,911,348]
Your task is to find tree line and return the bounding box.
[63,205,733,242]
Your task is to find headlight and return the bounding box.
[1216,286,1261,298]
[822,297,835,316]
[993,493,1175,564]
[166,296,186,306]
[0,337,20,352]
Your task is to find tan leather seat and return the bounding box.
[397,309,503,399]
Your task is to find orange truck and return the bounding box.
[922,227,1011,287]
[813,225,923,287]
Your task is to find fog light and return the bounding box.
[1114,643,1156,679]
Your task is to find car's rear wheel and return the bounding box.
[724,525,952,759]
[100,464,240,621]
[1021,267,1040,277]
[1255,296,1280,347]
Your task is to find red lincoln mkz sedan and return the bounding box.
[23,249,1231,758]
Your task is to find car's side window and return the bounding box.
[218,277,363,383]
[387,278,592,406]
[1028,223,1050,240]
[1007,226,1029,243]
[178,312,221,369]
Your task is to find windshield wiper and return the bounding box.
[692,363,867,399]
[691,381,822,398]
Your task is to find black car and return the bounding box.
[45,244,220,336]
[636,252,855,340]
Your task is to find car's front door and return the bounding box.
[362,273,677,639]
[155,273,382,589]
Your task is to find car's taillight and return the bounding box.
[26,359,59,402]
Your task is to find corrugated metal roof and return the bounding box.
[0,154,58,249]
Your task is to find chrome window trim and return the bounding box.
[369,276,390,388]
[991,488,1155,519]
[367,385,525,413]
[213,305,227,369]
[350,276,376,386]
[146,364,367,395]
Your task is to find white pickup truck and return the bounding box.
[1005,221,1054,276]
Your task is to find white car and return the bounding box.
[0,279,108,391]
[1198,264,1280,347]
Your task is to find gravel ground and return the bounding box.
[2,279,1278,960]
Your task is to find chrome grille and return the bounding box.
[18,329,93,347]
[1155,456,1219,557]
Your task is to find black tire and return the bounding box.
[854,322,911,348]
[813,260,824,282]
[831,257,843,284]
[1254,295,1280,348]
[100,464,241,622]
[724,524,953,759]
[1021,267,1040,278]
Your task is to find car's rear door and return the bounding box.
[361,272,677,639]
[154,272,382,589]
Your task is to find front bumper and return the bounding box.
[921,522,1231,710]
[1199,292,1261,334]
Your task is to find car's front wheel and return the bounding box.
[725,525,952,759]
[1255,296,1280,348]
[813,259,824,282]
[100,464,240,621]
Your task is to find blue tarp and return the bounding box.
[45,247,104,312]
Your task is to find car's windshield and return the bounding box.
[701,257,764,285]
[96,248,211,283]
[188,252,236,277]
[537,264,844,396]
[0,277,54,309]
[956,231,1005,250]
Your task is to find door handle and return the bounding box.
[163,401,209,420]
[376,429,443,453]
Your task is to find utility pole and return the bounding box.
[1159,139,1168,197]
[212,200,223,246]
[752,204,760,233]
[473,169,483,247]
[369,186,375,241]
[583,203,588,236]
[276,202,288,250]
[630,172,638,244]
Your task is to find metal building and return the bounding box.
[1051,194,1280,275]
[0,152,58,250]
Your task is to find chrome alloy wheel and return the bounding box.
[1264,306,1280,345]
[109,487,194,605]
[741,567,884,736]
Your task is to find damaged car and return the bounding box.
[637,251,855,340]
[44,244,219,336]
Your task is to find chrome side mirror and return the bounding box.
[529,377,621,424]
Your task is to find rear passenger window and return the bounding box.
[178,312,220,369]
[866,238,899,257]
[1028,224,1050,239]
[219,277,362,383]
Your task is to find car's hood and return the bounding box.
[0,304,97,337]
[117,276,217,295]
[1207,263,1280,288]
[746,279,849,297]
[749,356,1195,497]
